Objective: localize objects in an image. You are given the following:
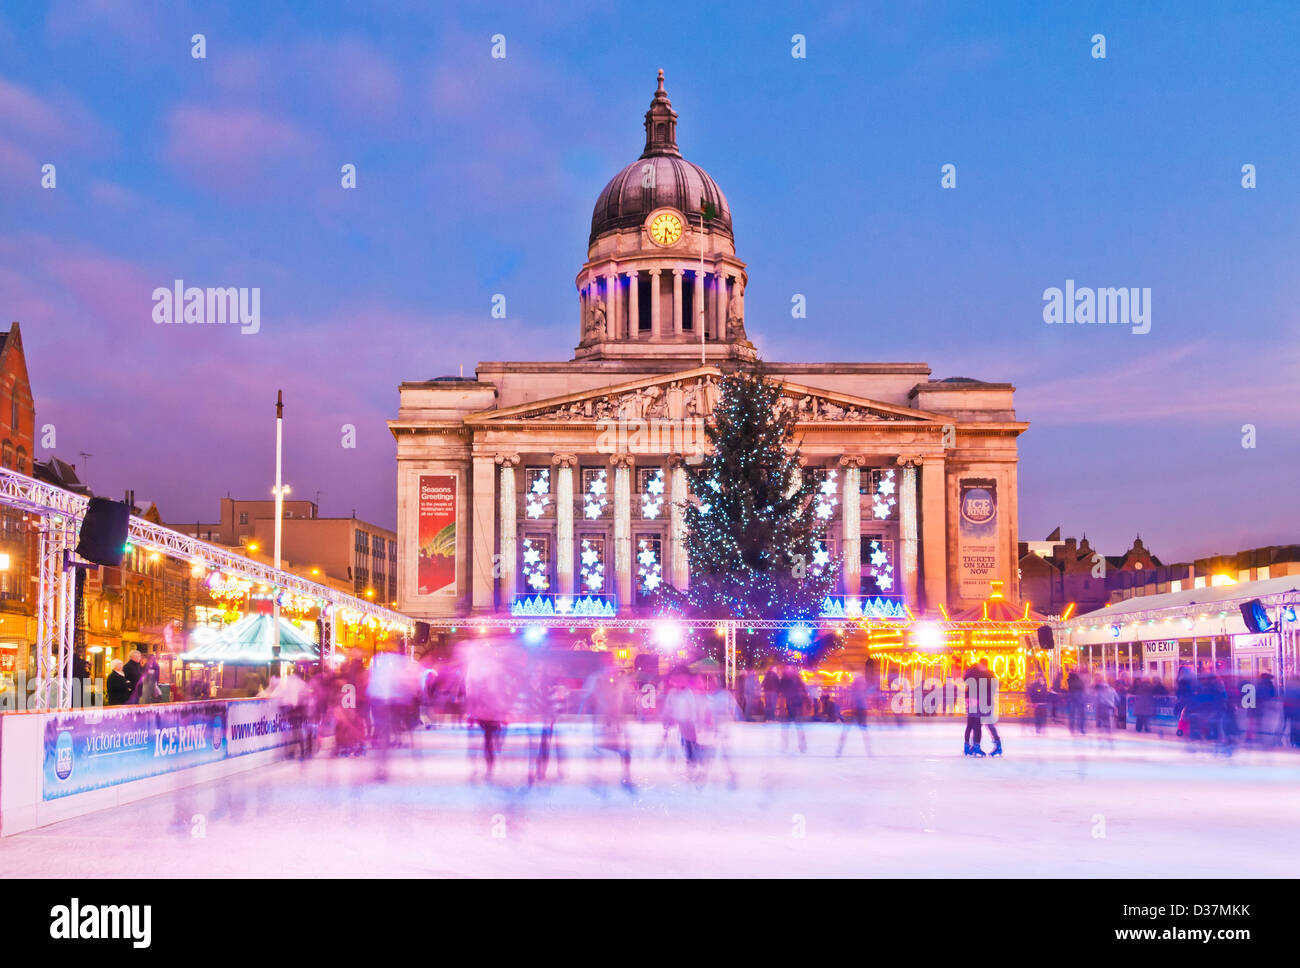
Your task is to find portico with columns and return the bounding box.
[390,72,1027,630]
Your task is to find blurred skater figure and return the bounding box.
[662,669,699,774]
[274,667,307,760]
[1093,678,1117,749]
[762,665,781,723]
[779,664,808,753]
[656,666,691,762]
[836,672,872,756]
[130,655,163,705]
[464,644,515,784]
[1285,676,1300,747]
[301,670,329,758]
[367,652,420,780]
[329,676,368,758]
[1131,675,1153,733]
[587,666,634,792]
[963,659,1001,756]
[1028,672,1049,733]
[1066,665,1089,735]
[698,675,739,787]
[1249,672,1281,747]
[1050,669,1064,723]
[525,657,563,785]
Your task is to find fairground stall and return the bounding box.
[862,583,1046,717]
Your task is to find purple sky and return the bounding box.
[0,1,1297,562]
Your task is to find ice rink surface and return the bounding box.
[2,719,1295,878]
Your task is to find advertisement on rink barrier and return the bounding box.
[42,702,228,800]
[224,699,296,757]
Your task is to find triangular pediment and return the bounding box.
[464,367,948,425]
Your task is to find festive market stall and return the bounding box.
[178,613,321,697]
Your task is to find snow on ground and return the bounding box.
[2,719,1296,878]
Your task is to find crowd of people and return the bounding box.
[1024,662,1299,751]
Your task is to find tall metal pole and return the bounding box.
[271,390,284,678]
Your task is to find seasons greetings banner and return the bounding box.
[418,474,457,597]
[957,479,1000,601]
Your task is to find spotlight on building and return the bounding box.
[523,624,547,646]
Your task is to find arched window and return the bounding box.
[15,447,25,474]
[1,440,12,469]
[10,387,16,430]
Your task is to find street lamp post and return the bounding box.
[270,391,288,678]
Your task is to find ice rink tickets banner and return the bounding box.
[43,702,229,800]
[957,479,1000,601]
[417,473,457,598]
[225,699,295,757]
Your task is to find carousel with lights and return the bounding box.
[857,581,1049,716]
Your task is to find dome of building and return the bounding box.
[588,71,732,246]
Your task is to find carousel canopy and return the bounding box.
[950,597,1045,624]
[179,614,319,665]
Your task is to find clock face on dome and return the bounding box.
[648,211,683,246]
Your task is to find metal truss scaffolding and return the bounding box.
[0,465,413,709]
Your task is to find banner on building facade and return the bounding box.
[957,478,1000,600]
[42,702,228,800]
[417,473,458,598]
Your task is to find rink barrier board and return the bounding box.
[0,698,294,838]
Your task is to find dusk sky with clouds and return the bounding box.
[1,0,1297,562]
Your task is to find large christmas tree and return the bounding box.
[658,365,839,660]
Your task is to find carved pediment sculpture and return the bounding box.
[513,376,915,423]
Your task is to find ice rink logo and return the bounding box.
[151,280,261,335]
[960,487,995,525]
[54,730,73,780]
[210,714,224,752]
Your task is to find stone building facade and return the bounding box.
[390,74,1028,623]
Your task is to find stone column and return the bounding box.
[607,269,619,340]
[496,454,519,608]
[672,269,683,336]
[669,456,689,590]
[897,457,919,611]
[649,269,662,339]
[627,270,639,338]
[471,454,497,611]
[714,274,726,340]
[692,269,704,338]
[612,455,633,609]
[553,454,576,599]
[920,458,948,612]
[840,457,864,596]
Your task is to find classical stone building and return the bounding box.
[390,73,1028,625]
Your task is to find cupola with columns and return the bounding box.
[576,70,753,361]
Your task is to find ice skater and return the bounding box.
[836,672,873,756]
[962,659,1001,757]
